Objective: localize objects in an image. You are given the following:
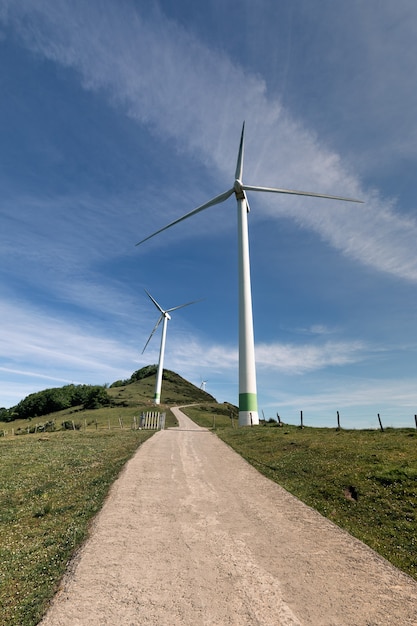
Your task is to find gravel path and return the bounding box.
[40,407,417,625]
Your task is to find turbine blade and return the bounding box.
[166,298,203,314]
[142,315,163,354]
[243,190,251,213]
[144,289,165,315]
[235,121,245,181]
[242,184,363,204]
[136,188,234,246]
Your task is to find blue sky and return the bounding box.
[1,0,417,428]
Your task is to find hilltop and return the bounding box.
[108,365,217,407]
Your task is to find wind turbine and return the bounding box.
[136,123,362,426]
[142,289,199,405]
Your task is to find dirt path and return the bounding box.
[40,407,417,625]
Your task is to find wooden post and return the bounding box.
[377,413,384,432]
[276,413,282,426]
[414,415,417,430]
[300,410,304,429]
[337,410,341,431]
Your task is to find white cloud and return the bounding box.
[2,0,417,286]
[255,340,367,374]
[0,299,137,382]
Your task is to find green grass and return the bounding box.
[0,430,152,626]
[0,429,154,626]
[182,402,237,429]
[183,408,417,582]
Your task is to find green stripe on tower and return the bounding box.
[239,392,258,412]
[154,392,160,403]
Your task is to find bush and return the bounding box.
[61,420,82,431]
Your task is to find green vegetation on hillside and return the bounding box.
[0,384,111,423]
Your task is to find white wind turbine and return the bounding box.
[142,290,200,405]
[137,123,362,426]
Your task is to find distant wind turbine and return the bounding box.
[136,123,362,426]
[142,290,200,405]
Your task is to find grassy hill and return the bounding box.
[108,365,217,408]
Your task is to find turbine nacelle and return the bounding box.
[233,178,245,200]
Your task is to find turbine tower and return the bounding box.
[142,290,199,405]
[136,124,362,426]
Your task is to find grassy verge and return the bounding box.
[183,406,417,581]
[0,429,153,626]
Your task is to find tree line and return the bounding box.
[0,384,111,422]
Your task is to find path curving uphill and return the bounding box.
[40,407,417,625]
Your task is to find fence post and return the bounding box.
[276,412,282,426]
[300,410,304,429]
[377,413,384,432]
[414,415,417,430]
[337,410,341,431]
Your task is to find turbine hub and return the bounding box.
[234,178,245,200]
[165,312,171,320]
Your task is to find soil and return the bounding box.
[39,407,417,625]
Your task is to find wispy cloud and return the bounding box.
[2,0,417,284]
[255,340,367,374]
[0,299,137,382]
[158,334,369,377]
